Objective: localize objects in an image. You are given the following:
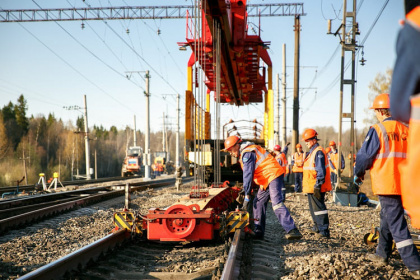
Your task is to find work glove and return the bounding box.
[236,190,245,204]
[313,187,322,200]
[354,175,363,186]
[242,196,250,211]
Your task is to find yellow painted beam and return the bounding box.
[186,66,193,141]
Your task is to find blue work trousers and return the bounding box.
[253,175,296,235]
[330,172,337,186]
[308,192,330,237]
[377,195,420,271]
[294,172,303,192]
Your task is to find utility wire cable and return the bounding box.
[9,15,135,114]
[81,2,181,105]
[360,0,389,46]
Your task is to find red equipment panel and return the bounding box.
[146,185,240,242]
[180,0,272,106]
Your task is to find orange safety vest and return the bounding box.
[302,146,332,193]
[329,151,341,174]
[240,145,283,190]
[275,153,287,173]
[292,152,304,173]
[370,121,408,196]
[402,95,420,228]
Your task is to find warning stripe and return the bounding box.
[114,213,131,230]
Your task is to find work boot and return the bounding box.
[409,270,420,279]
[316,232,330,239]
[367,253,388,266]
[310,225,319,234]
[285,228,303,240]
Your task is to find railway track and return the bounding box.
[2,186,420,280]
[0,175,151,197]
[0,177,179,235]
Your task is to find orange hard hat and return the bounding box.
[329,141,336,146]
[296,143,302,148]
[302,128,318,141]
[273,144,281,151]
[224,135,241,151]
[370,93,390,109]
[325,147,331,153]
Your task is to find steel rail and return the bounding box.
[0,178,180,234]
[18,229,128,280]
[0,174,149,195]
[220,229,244,280]
[0,186,109,210]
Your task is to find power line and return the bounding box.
[360,0,389,46]
[80,1,181,106]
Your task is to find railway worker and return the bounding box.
[152,163,158,178]
[328,141,345,189]
[273,143,289,200]
[291,143,305,193]
[389,0,420,234]
[302,128,332,239]
[224,136,302,240]
[354,93,420,277]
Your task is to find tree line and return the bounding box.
[0,94,183,187]
[0,70,389,187]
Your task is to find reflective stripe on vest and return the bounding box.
[370,121,408,195]
[375,123,407,160]
[240,145,283,190]
[302,146,332,193]
[292,152,304,172]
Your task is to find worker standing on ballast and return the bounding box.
[273,143,290,200]
[224,136,302,240]
[389,0,420,233]
[354,93,420,278]
[291,143,305,193]
[328,141,345,189]
[302,129,332,239]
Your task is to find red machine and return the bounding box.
[113,182,251,242]
[179,0,272,106]
[121,146,143,177]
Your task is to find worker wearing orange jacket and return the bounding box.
[390,1,420,234]
[224,136,302,240]
[302,128,332,239]
[291,143,305,193]
[328,141,345,188]
[354,93,420,277]
[273,143,289,200]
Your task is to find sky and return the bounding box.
[0,0,403,142]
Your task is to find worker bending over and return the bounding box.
[302,129,331,239]
[224,136,302,240]
[354,93,420,278]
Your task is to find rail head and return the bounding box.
[18,229,128,280]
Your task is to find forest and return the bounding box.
[0,94,183,187]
